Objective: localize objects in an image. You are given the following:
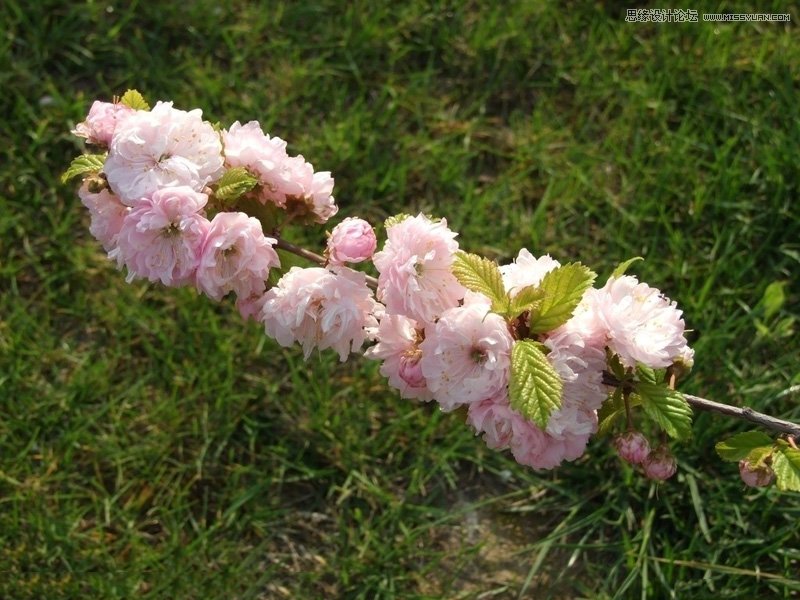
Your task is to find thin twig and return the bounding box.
[274,237,379,289]
[602,372,800,437]
[682,393,800,437]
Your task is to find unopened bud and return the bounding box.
[614,431,650,465]
[326,217,377,265]
[399,352,425,388]
[739,459,774,488]
[643,446,677,481]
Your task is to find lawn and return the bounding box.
[1,1,798,598]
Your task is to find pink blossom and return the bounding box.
[196,212,280,301]
[104,101,224,205]
[262,266,380,361]
[236,291,268,323]
[111,186,210,286]
[540,315,608,445]
[420,303,512,411]
[500,249,560,296]
[78,182,129,252]
[365,314,432,401]
[739,460,774,488]
[467,395,517,450]
[468,394,588,469]
[643,446,677,481]
[327,217,377,265]
[72,101,134,146]
[222,121,338,223]
[614,432,651,465]
[373,214,465,324]
[592,275,691,369]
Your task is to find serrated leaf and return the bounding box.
[214,167,259,203]
[384,213,410,229]
[530,263,596,333]
[451,251,508,313]
[509,340,563,429]
[638,382,693,440]
[772,446,800,492]
[508,285,545,317]
[744,445,774,468]
[597,390,643,437]
[597,389,624,437]
[636,364,666,385]
[610,256,643,279]
[714,431,774,462]
[119,89,150,111]
[61,153,106,183]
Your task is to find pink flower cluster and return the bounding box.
[222,121,337,223]
[70,94,699,479]
[72,98,282,309]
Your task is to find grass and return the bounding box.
[1,0,799,597]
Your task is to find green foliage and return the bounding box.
[610,256,643,280]
[383,213,410,228]
[119,88,150,110]
[715,431,774,462]
[637,383,693,441]
[772,443,800,492]
[451,251,508,313]
[214,167,259,203]
[509,340,563,429]
[61,153,106,183]
[508,285,546,317]
[635,364,666,385]
[597,388,624,437]
[529,263,596,333]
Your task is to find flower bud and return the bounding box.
[614,431,650,465]
[739,459,774,488]
[643,446,677,481]
[72,100,134,146]
[398,352,426,389]
[327,217,377,265]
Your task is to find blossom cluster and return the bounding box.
[69,93,699,481]
[71,96,339,316]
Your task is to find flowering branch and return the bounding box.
[64,90,800,492]
[600,373,800,437]
[274,236,379,289]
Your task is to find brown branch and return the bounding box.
[682,393,800,437]
[602,372,800,437]
[274,237,379,289]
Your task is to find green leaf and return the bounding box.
[119,89,150,111]
[508,285,545,317]
[610,256,643,279]
[509,340,563,429]
[214,167,259,203]
[772,446,800,492]
[384,213,410,229]
[714,431,774,462]
[61,153,106,183]
[451,251,508,313]
[530,263,596,333]
[761,281,787,320]
[597,389,624,437]
[637,382,693,440]
[635,364,666,385]
[744,445,774,468]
